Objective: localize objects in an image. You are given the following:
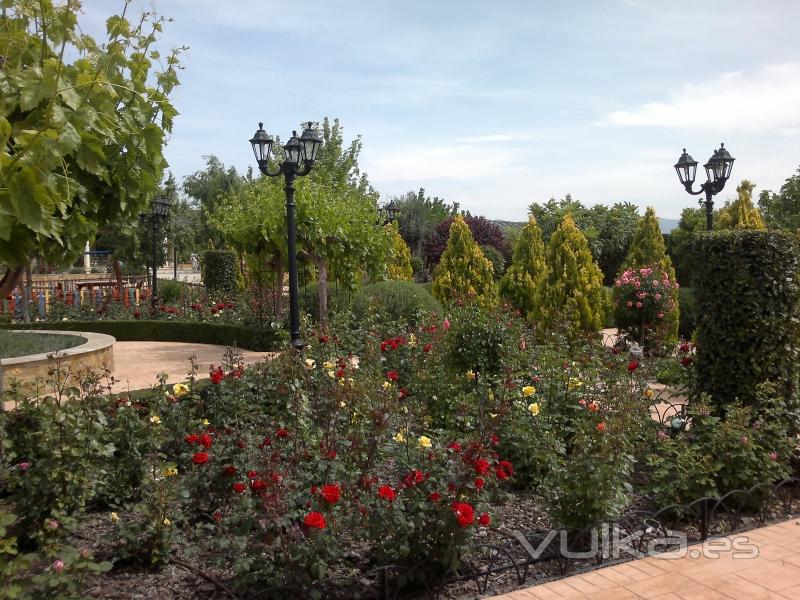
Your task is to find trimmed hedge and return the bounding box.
[202,250,237,296]
[691,230,800,412]
[350,280,442,327]
[677,287,696,339]
[0,320,280,352]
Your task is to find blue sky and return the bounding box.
[83,1,800,219]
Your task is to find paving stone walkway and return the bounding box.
[110,341,276,393]
[493,518,800,599]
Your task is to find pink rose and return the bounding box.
[636,302,643,309]
[52,559,64,573]
[655,293,662,300]
[443,318,450,331]
[657,312,664,319]
[626,301,633,308]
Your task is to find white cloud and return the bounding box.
[603,63,800,133]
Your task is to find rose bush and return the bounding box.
[613,265,679,351]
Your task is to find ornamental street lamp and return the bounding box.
[249,121,322,350]
[140,196,172,310]
[674,143,735,231]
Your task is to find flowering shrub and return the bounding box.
[613,265,679,350]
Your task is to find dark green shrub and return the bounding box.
[157,279,184,304]
[411,256,427,282]
[677,287,696,339]
[349,280,441,328]
[1,320,280,351]
[692,230,800,414]
[298,282,351,323]
[202,250,237,296]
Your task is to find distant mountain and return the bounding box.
[659,218,679,234]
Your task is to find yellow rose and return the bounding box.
[466,370,476,381]
[110,512,119,523]
[202,419,210,426]
[327,370,336,378]
[305,358,316,369]
[173,383,189,397]
[408,334,418,347]
[488,390,495,401]
[162,467,178,477]
[323,361,334,370]
[522,385,536,397]
[567,378,583,391]
[382,381,393,390]
[418,435,432,449]
[528,402,540,416]
[393,431,406,443]
[162,518,172,527]
[644,388,654,399]
[149,415,161,425]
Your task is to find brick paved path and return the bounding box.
[493,518,800,599]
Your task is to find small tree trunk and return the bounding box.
[21,263,32,323]
[0,266,24,299]
[314,255,329,324]
[112,258,124,292]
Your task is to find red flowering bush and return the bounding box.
[613,266,679,351]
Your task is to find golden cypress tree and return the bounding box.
[432,214,495,306]
[535,214,606,333]
[619,206,679,343]
[499,215,546,316]
[386,222,413,280]
[716,180,766,230]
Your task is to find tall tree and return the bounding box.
[758,165,800,230]
[534,215,606,334]
[183,156,249,249]
[432,215,495,307]
[716,180,765,230]
[392,188,457,256]
[214,118,389,322]
[0,1,182,296]
[498,215,546,317]
[386,222,413,281]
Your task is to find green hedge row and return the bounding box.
[692,230,800,413]
[0,320,280,352]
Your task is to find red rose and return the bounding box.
[679,341,691,353]
[627,360,640,373]
[335,368,346,378]
[378,485,397,502]
[319,335,329,344]
[223,465,237,476]
[495,467,509,480]
[474,458,490,475]
[276,428,289,438]
[423,343,432,353]
[200,433,213,449]
[399,387,409,399]
[247,470,257,479]
[304,511,327,529]
[232,482,246,493]
[452,502,475,527]
[320,484,341,505]
[448,441,462,453]
[478,512,491,527]
[430,491,441,502]
[192,452,209,465]
[489,434,499,446]
[259,436,272,448]
[499,460,514,476]
[475,477,485,490]
[387,370,399,382]
[251,479,267,491]
[185,434,200,444]
[681,356,693,367]
[596,422,607,432]
[402,470,425,488]
[380,340,389,352]
[210,369,224,385]
[133,309,141,319]
[447,482,456,491]
[326,449,337,459]
[212,511,223,522]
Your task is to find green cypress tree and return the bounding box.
[535,214,606,333]
[716,180,766,230]
[499,215,546,316]
[386,222,413,280]
[432,214,496,306]
[620,206,679,343]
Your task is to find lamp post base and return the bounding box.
[290,337,306,351]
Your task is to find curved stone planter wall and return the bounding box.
[1,330,115,391]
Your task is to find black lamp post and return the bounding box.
[674,143,735,231]
[379,199,400,225]
[249,121,322,350]
[141,197,171,310]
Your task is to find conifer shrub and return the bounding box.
[692,230,800,415]
[386,222,413,281]
[202,250,237,296]
[499,215,546,317]
[534,215,606,333]
[432,215,496,307]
